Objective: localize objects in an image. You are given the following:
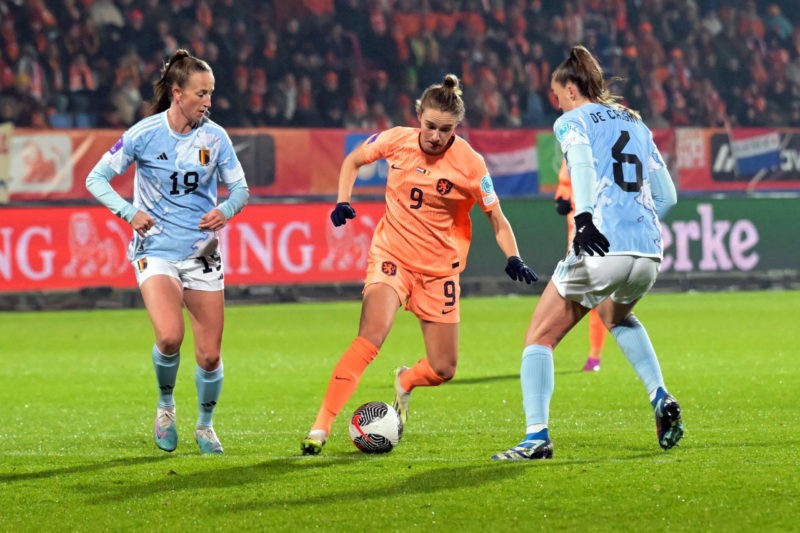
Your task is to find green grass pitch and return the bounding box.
[1,290,798,531]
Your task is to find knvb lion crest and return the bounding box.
[436,178,453,195]
[382,261,397,276]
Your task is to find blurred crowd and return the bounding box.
[2,0,800,130]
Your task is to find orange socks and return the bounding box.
[588,308,607,356]
[399,357,446,392]
[312,336,378,434]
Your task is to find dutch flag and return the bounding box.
[729,129,781,176]
[465,130,537,196]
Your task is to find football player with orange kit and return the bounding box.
[301,73,538,455]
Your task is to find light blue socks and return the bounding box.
[520,344,554,432]
[152,345,179,408]
[195,363,224,427]
[610,314,665,396]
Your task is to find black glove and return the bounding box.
[330,202,356,227]
[505,256,538,284]
[572,212,610,256]
[555,196,572,216]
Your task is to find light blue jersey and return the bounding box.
[554,103,667,258]
[102,112,246,261]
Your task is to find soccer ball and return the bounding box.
[349,401,403,453]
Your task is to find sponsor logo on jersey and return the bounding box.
[381,261,397,276]
[436,178,453,194]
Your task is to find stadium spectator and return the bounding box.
[317,69,347,127]
[738,0,766,42]
[361,10,402,82]
[368,100,393,130]
[116,9,159,59]
[392,92,418,126]
[293,74,321,126]
[334,0,370,40]
[0,18,19,66]
[764,4,793,41]
[214,64,252,127]
[262,92,290,126]
[108,70,143,126]
[636,22,666,77]
[366,70,396,114]
[410,29,444,91]
[2,0,800,130]
[16,45,48,105]
[272,72,297,124]
[4,72,47,127]
[320,21,361,75]
[343,93,371,129]
[67,53,97,125]
[88,0,124,33]
[208,13,236,68]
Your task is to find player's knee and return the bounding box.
[197,352,221,371]
[157,335,183,355]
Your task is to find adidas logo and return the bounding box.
[157,153,168,160]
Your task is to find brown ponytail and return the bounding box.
[147,49,212,116]
[552,45,640,119]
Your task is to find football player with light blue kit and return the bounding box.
[494,45,683,460]
[86,49,249,454]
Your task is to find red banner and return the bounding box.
[7,127,800,202]
[8,128,347,202]
[0,203,386,292]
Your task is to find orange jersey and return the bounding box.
[555,159,576,242]
[554,159,573,205]
[360,127,498,276]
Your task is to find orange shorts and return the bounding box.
[364,252,460,323]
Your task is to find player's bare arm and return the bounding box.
[486,204,521,259]
[337,145,367,203]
